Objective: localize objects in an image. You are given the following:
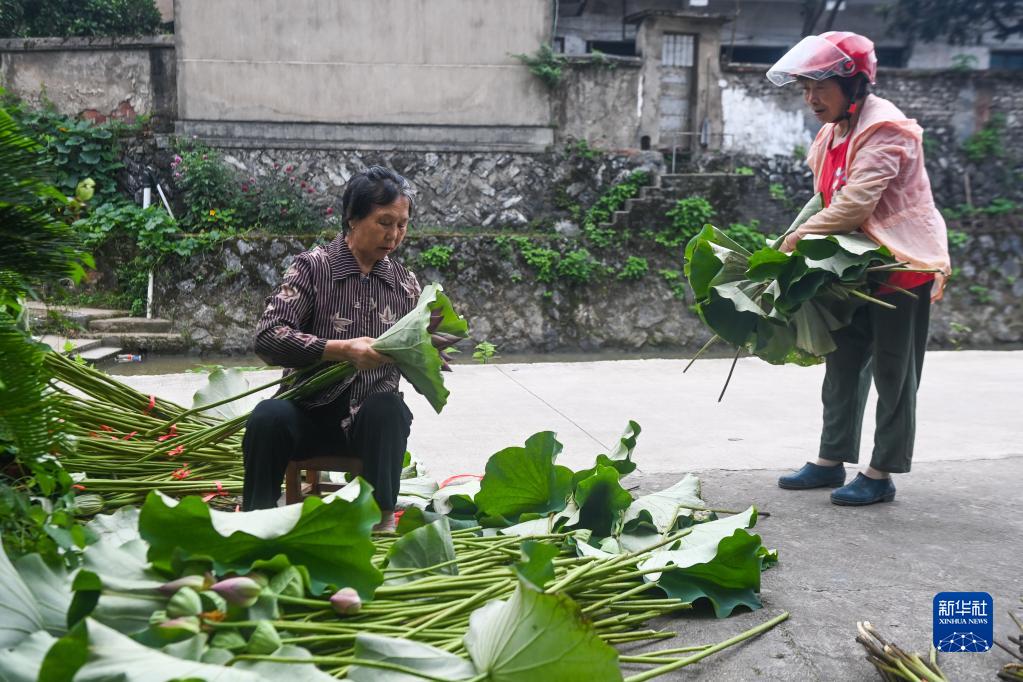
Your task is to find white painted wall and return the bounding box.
[721,83,814,157]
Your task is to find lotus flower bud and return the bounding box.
[246,620,282,655]
[157,616,201,635]
[210,576,262,607]
[159,574,208,596]
[167,586,203,618]
[330,587,362,615]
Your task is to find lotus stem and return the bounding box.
[717,345,743,402]
[683,335,719,373]
[622,612,790,682]
[850,289,897,309]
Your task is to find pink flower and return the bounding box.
[174,172,181,179]
[274,163,280,169]
[300,181,306,188]
[285,165,294,173]
[326,207,334,216]
[241,184,249,193]
[210,576,262,607]
[172,155,182,166]
[307,188,314,194]
[330,588,362,615]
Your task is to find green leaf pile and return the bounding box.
[684,193,897,364]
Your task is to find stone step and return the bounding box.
[35,335,102,354]
[89,332,187,354]
[25,301,130,327]
[89,317,172,334]
[76,345,123,364]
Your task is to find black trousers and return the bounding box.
[818,281,932,473]
[241,391,412,511]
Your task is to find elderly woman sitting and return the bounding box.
[241,166,421,530]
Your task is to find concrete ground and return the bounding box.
[118,350,1023,680]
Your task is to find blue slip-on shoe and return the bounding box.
[831,473,896,506]
[778,462,846,490]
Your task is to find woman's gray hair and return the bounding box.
[340,166,415,234]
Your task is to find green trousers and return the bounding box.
[818,281,932,473]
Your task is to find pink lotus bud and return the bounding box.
[159,574,208,596]
[330,587,362,615]
[210,576,262,607]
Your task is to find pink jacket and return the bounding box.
[795,94,951,277]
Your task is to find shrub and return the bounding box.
[419,245,454,270]
[5,101,131,203]
[556,248,599,283]
[963,114,1005,163]
[513,238,559,283]
[1,0,164,38]
[617,256,648,281]
[172,141,328,234]
[659,196,715,248]
[512,45,566,89]
[725,220,766,254]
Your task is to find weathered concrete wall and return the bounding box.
[0,36,176,127]
[720,64,1023,208]
[554,56,643,149]
[174,0,554,151]
[153,214,1023,354]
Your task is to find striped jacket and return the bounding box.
[254,234,421,420]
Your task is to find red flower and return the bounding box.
[167,445,185,459]
[300,181,306,188]
[285,164,294,173]
[326,207,334,216]
[72,484,87,491]
[171,464,191,480]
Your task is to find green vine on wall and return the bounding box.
[512,44,566,89]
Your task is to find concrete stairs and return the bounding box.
[594,172,759,235]
[27,301,185,361]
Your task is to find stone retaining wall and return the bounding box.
[154,213,1022,355]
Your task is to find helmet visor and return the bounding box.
[766,35,856,86]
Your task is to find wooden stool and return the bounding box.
[284,455,363,504]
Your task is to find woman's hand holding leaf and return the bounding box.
[323,337,392,371]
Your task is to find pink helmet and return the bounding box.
[767,31,878,86]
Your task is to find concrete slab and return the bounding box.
[115,350,1023,482]
[111,351,1023,679]
[621,461,1023,681]
[89,317,172,333]
[35,335,101,354]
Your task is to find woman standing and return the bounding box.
[242,166,421,530]
[768,32,951,505]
